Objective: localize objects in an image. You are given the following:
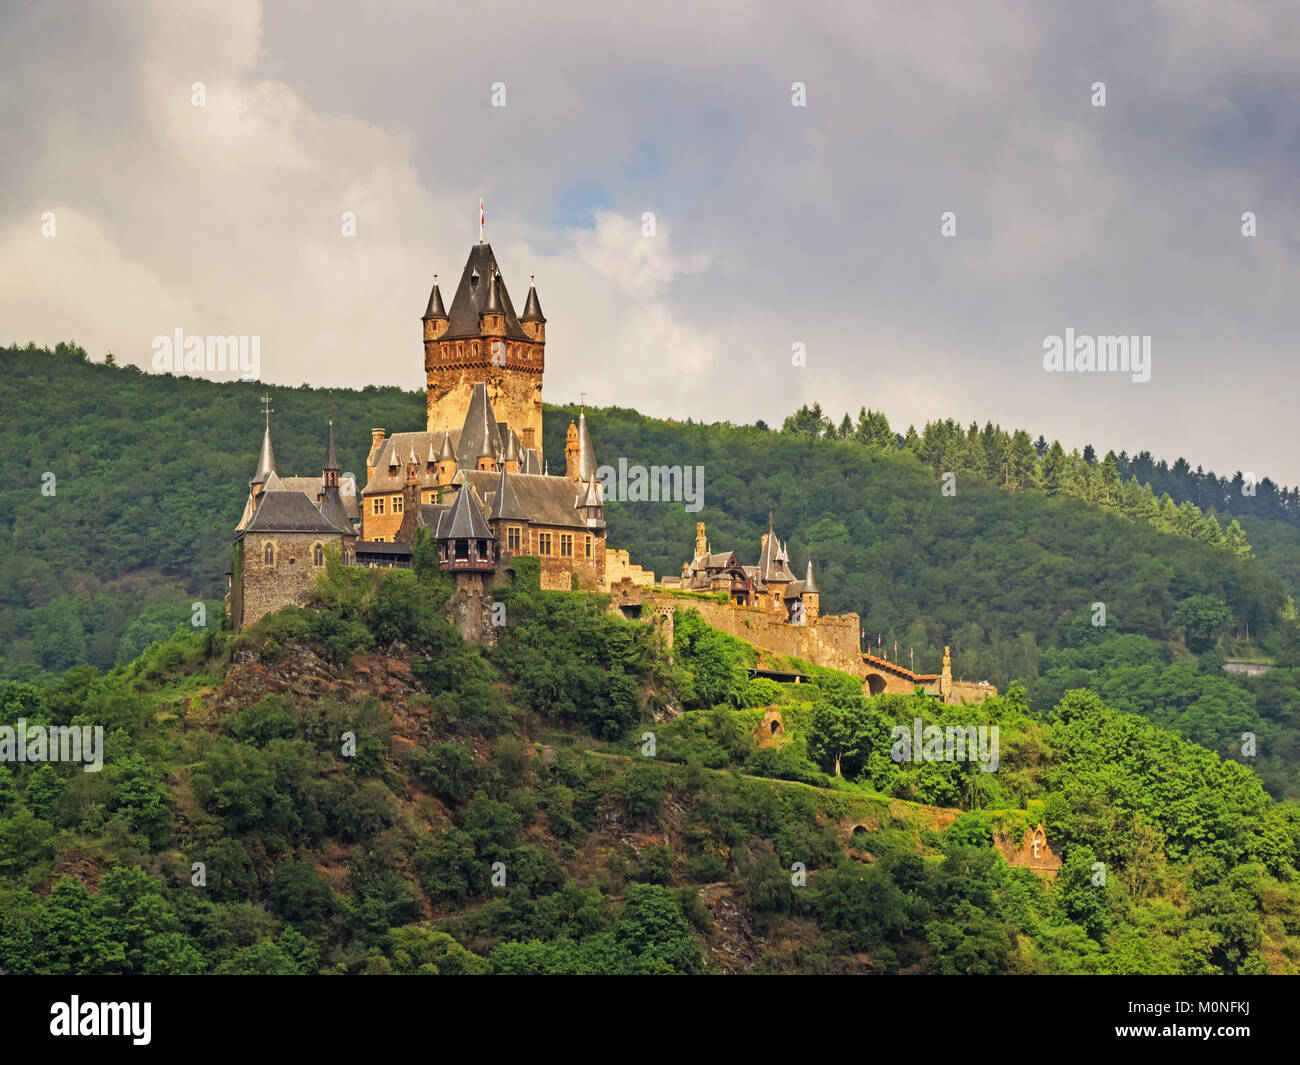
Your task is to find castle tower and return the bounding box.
[940,646,953,700]
[565,420,580,480]
[803,559,820,622]
[319,421,355,543]
[520,275,545,343]
[695,522,708,559]
[436,430,456,486]
[423,243,545,456]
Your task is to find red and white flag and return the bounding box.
[479,198,485,242]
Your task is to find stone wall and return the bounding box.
[603,547,654,589]
[424,361,544,455]
[237,530,336,629]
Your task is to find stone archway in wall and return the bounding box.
[865,673,887,696]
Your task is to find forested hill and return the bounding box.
[1,341,1296,695]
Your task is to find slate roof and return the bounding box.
[319,485,355,535]
[522,448,542,475]
[365,430,457,493]
[458,383,502,464]
[461,470,588,529]
[440,481,494,540]
[803,560,819,594]
[441,244,531,342]
[575,412,597,482]
[324,421,338,470]
[488,468,531,521]
[252,424,276,484]
[521,281,545,322]
[280,475,360,521]
[422,279,446,320]
[244,489,347,535]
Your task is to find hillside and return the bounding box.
[2,342,1295,690]
[2,557,1297,975]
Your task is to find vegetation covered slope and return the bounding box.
[2,342,1295,693]
[1,556,1297,975]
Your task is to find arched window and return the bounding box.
[313,543,324,566]
[263,542,275,566]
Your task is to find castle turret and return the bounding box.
[565,420,581,480]
[520,275,545,343]
[319,421,354,538]
[940,645,953,700]
[695,522,708,559]
[436,430,456,486]
[367,428,386,475]
[502,430,522,474]
[422,276,448,345]
[803,559,820,622]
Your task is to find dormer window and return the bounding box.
[470,271,479,289]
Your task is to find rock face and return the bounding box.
[995,824,1062,878]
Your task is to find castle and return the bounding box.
[227,232,992,703]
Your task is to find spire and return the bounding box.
[438,429,456,462]
[489,466,529,521]
[422,275,446,321]
[484,269,501,313]
[521,275,545,322]
[252,421,276,486]
[576,411,596,482]
[804,559,819,594]
[324,420,338,472]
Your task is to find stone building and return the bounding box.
[421,242,546,451]
[232,235,638,629]
[229,421,357,630]
[664,517,821,623]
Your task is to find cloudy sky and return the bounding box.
[3,1,1298,484]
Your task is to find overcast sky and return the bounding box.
[3,1,1297,485]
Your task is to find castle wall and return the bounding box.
[238,531,335,629]
[603,547,654,589]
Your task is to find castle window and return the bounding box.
[263,543,275,566]
[560,534,573,558]
[585,535,592,559]
[392,495,403,514]
[507,526,521,552]
[472,342,479,357]
[312,543,324,567]
[424,490,435,503]
[372,497,385,515]
[539,532,552,555]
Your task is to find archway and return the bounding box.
[865,673,887,696]
[769,720,782,736]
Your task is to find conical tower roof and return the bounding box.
[440,476,493,540]
[521,276,545,322]
[441,244,530,341]
[576,411,597,482]
[437,430,456,462]
[804,559,819,594]
[324,421,338,471]
[422,276,447,320]
[488,467,530,521]
[252,423,277,485]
